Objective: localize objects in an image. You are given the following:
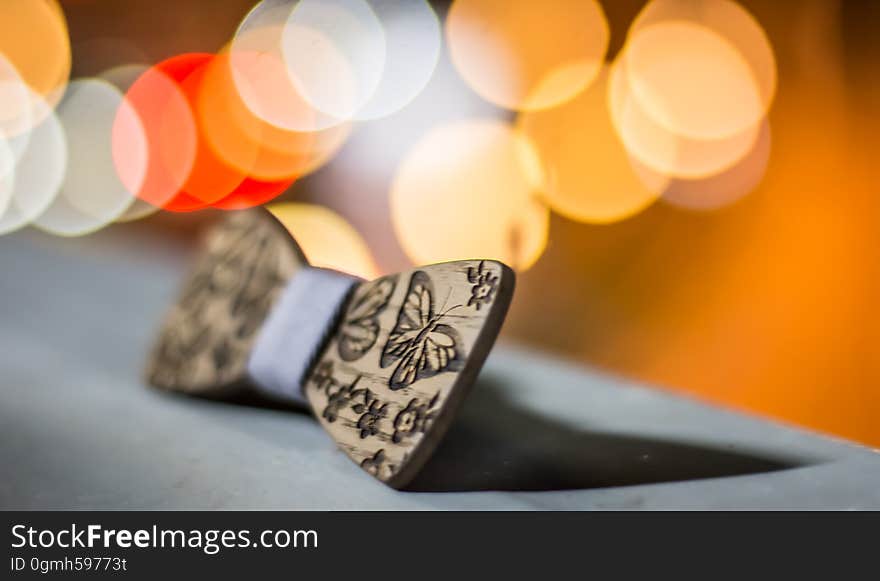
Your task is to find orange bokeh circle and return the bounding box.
[114,53,297,213]
[113,54,201,212]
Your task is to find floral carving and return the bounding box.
[352,390,389,439]
[310,361,336,394]
[322,375,364,424]
[316,371,391,439]
[466,261,499,311]
[360,449,394,480]
[392,393,439,444]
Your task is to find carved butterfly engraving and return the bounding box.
[337,276,397,361]
[380,271,464,390]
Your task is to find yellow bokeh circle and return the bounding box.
[447,0,609,111]
[268,202,379,279]
[630,0,777,119]
[519,67,668,224]
[624,20,764,140]
[607,59,760,180]
[0,0,71,111]
[391,119,548,271]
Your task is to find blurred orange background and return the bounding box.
[48,0,880,446]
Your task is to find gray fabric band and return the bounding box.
[247,267,359,405]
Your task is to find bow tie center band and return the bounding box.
[248,267,358,405]
[147,208,514,488]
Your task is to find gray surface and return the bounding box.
[1,229,879,509]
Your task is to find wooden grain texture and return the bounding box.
[304,260,515,488]
[146,209,305,396]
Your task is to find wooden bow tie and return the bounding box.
[146,208,514,488]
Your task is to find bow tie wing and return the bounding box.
[304,260,515,488]
[146,209,306,396]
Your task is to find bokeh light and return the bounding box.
[99,64,159,223]
[262,119,351,180]
[354,0,441,120]
[198,51,295,180]
[178,52,298,212]
[447,0,609,111]
[309,40,504,274]
[209,175,295,211]
[390,119,548,271]
[331,44,504,183]
[519,67,668,224]
[624,20,764,140]
[175,54,258,207]
[268,202,379,278]
[662,120,771,211]
[0,54,34,144]
[607,59,760,179]
[0,137,14,218]
[34,79,140,236]
[602,0,777,211]
[0,0,71,116]
[0,90,67,235]
[115,52,306,215]
[0,1,777,233]
[233,0,358,132]
[282,0,386,122]
[630,0,777,121]
[113,56,198,212]
[198,49,349,184]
